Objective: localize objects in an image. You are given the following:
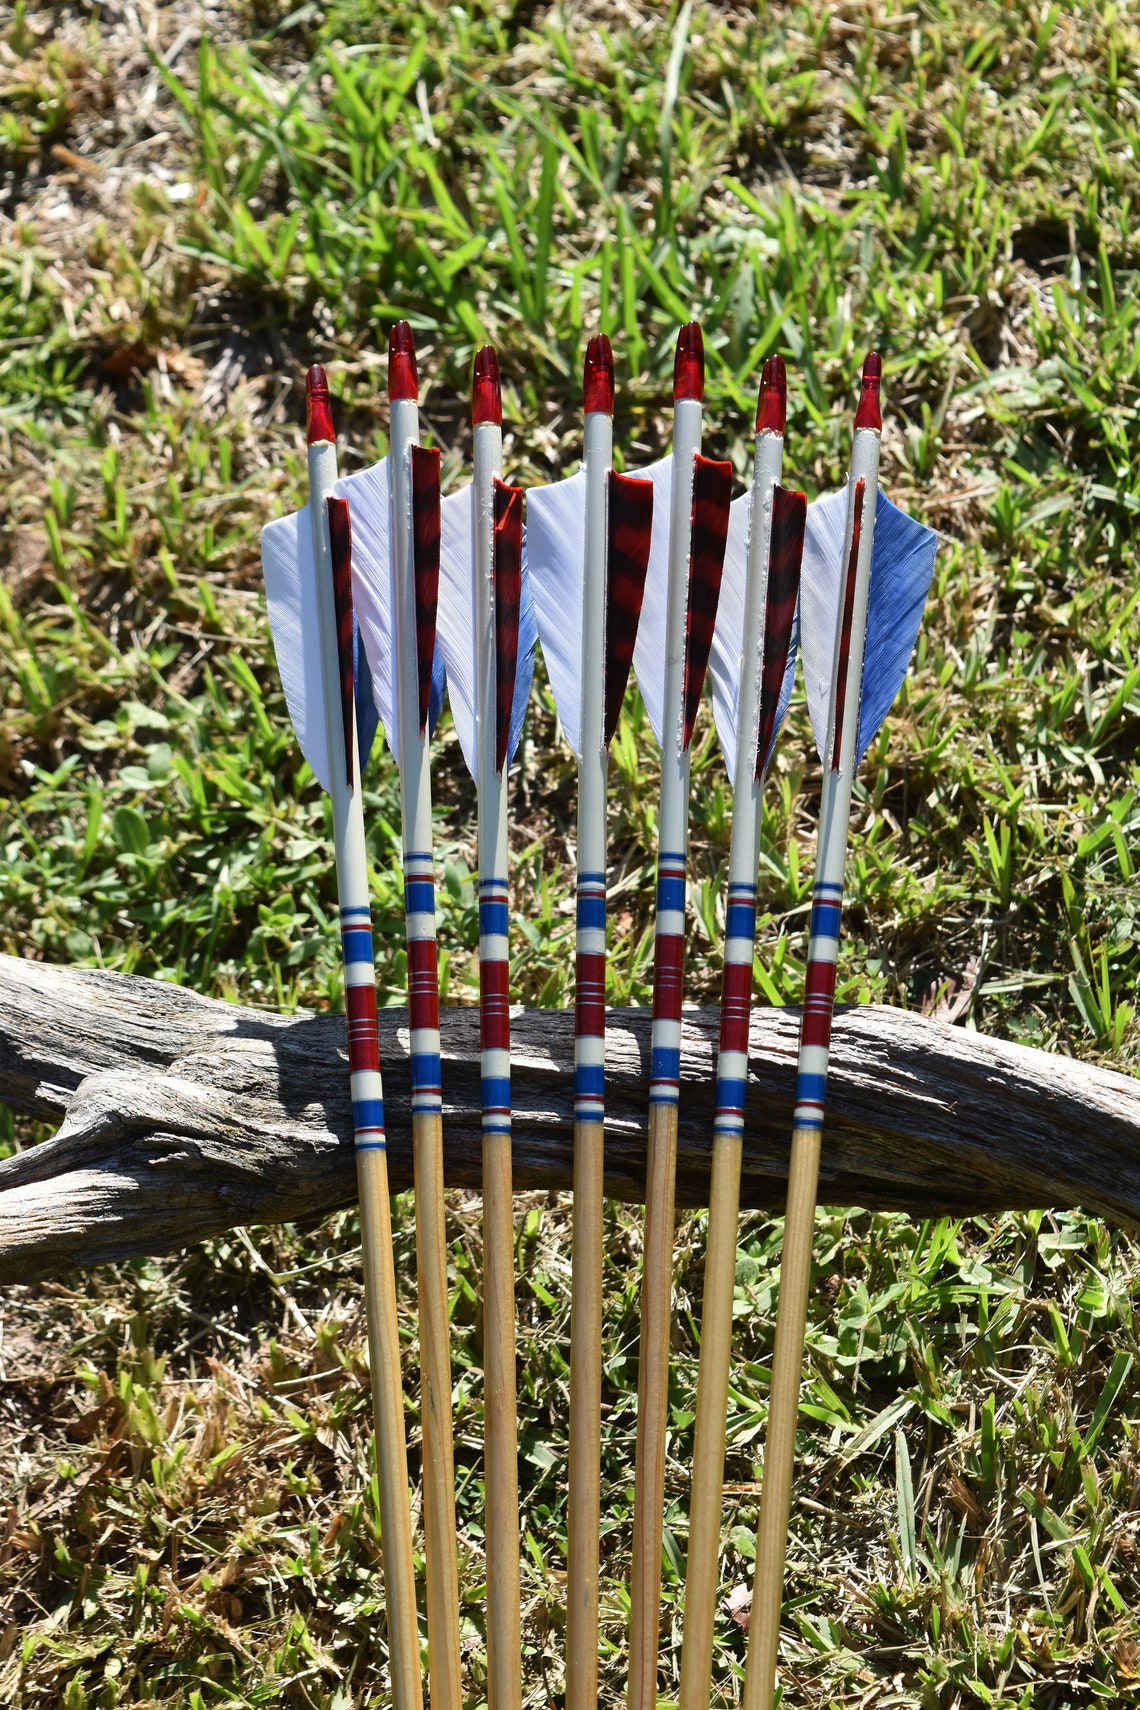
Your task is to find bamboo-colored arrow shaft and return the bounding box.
[413,1110,462,1710]
[309,431,422,1710]
[743,1123,822,1710]
[628,1097,680,1710]
[566,396,613,1710]
[566,1115,605,1710]
[742,407,883,1708]
[678,1130,743,1710]
[679,410,785,1710]
[358,1147,423,1710]
[471,404,522,1710]
[483,1127,521,1710]
[390,383,460,1710]
[628,382,703,1710]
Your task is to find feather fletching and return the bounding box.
[526,468,588,757]
[799,487,937,763]
[706,489,800,781]
[435,485,537,780]
[333,458,445,770]
[261,505,379,792]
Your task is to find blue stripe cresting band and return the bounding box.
[410,1054,442,1093]
[575,1064,605,1100]
[651,1045,681,1083]
[481,1075,512,1112]
[404,877,435,914]
[725,899,757,940]
[353,1097,386,1131]
[340,927,374,965]
[479,899,510,939]
[656,874,685,913]
[795,1071,829,1105]
[809,901,842,940]
[577,892,606,930]
[715,1075,748,1113]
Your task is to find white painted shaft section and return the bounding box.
[577,407,612,941]
[651,391,702,981]
[474,419,509,875]
[307,442,367,921]
[306,439,421,1710]
[814,425,882,919]
[390,395,434,862]
[727,427,785,889]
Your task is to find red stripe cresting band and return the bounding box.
[681,456,733,750]
[326,496,355,789]
[410,445,441,734]
[346,980,382,1073]
[830,479,865,772]
[854,350,882,431]
[755,353,787,436]
[388,320,418,403]
[583,333,615,416]
[305,364,335,446]
[603,472,654,746]
[754,486,806,778]
[799,942,841,1051]
[472,344,503,426]
[674,320,704,402]
[492,479,524,774]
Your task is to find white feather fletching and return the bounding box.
[625,455,675,747]
[435,484,478,777]
[526,468,587,757]
[800,484,938,763]
[626,454,755,774]
[329,458,403,767]
[704,489,754,780]
[261,505,333,793]
[531,454,755,770]
[799,486,849,764]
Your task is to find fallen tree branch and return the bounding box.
[0,956,1137,1284]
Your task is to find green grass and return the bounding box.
[2,0,1140,1704]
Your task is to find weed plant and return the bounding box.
[1,1,1140,1706]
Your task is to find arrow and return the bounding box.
[259,366,422,1710]
[743,353,938,1710]
[329,324,461,1710]
[678,356,807,1710]
[627,322,734,1710]
[430,345,537,1710]
[526,333,654,1710]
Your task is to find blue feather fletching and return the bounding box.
[509,537,538,765]
[429,642,446,737]
[353,614,379,767]
[856,492,938,759]
[800,487,938,763]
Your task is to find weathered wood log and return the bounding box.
[0,955,1137,1284]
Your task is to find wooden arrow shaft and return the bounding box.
[628,1098,680,1710]
[743,1123,822,1710]
[566,1116,605,1710]
[413,1110,462,1710]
